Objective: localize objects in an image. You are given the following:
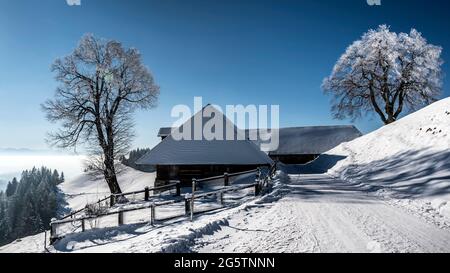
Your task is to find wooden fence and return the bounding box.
[58,181,181,221]
[49,164,277,244]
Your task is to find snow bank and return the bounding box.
[59,165,156,211]
[0,232,48,253]
[309,97,450,220]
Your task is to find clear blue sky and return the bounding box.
[0,0,449,151]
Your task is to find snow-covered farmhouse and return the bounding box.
[137,105,362,185]
[156,125,363,166]
[136,105,274,186]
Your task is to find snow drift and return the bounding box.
[59,165,156,212]
[309,97,450,218]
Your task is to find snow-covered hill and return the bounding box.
[60,165,156,211]
[309,97,450,219]
[3,98,450,253]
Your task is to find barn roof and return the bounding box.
[247,125,362,156]
[136,105,274,166]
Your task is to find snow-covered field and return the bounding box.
[2,98,450,253]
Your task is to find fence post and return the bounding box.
[190,197,194,221]
[224,172,229,186]
[49,220,55,244]
[191,179,196,221]
[151,204,156,225]
[44,230,47,250]
[271,164,276,178]
[218,191,224,206]
[81,219,85,232]
[118,211,124,226]
[144,187,150,201]
[185,197,191,216]
[175,182,181,197]
[255,183,260,196]
[110,195,115,207]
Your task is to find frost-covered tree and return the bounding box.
[42,34,160,194]
[323,25,443,124]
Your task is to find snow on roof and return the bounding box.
[274,126,362,155]
[247,126,362,156]
[156,124,362,157]
[137,105,274,166]
[158,127,172,137]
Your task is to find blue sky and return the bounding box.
[0,0,449,151]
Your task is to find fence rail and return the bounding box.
[49,164,277,244]
[110,181,181,206]
[58,181,181,221]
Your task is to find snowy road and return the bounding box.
[192,174,450,253]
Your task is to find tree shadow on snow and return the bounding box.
[281,149,450,201]
[340,149,450,199]
[284,174,377,204]
[281,154,347,175]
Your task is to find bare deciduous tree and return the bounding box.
[323,25,443,124]
[42,34,159,194]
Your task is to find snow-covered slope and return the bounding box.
[310,97,450,217]
[0,171,286,253]
[60,165,156,211]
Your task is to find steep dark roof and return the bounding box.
[137,105,274,166]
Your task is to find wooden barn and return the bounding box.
[248,126,362,164]
[136,105,274,186]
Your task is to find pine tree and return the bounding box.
[0,192,9,244]
[17,192,43,236]
[60,172,65,184]
[51,170,60,186]
[5,178,19,197]
[0,167,64,246]
[120,147,153,171]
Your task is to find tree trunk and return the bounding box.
[369,86,388,124]
[385,116,395,124]
[385,103,396,124]
[103,149,122,194]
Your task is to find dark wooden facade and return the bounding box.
[155,164,265,187]
[269,154,319,165]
